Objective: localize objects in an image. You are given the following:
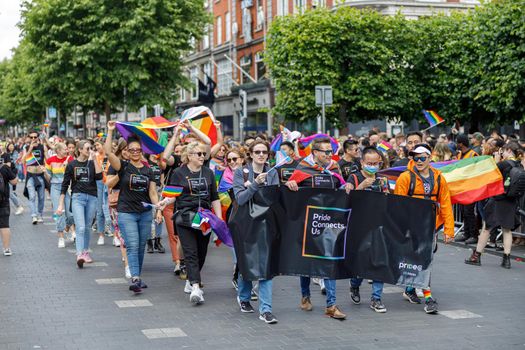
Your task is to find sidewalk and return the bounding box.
[1,194,524,350]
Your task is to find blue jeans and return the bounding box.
[350,278,384,300]
[239,277,272,314]
[300,277,337,307]
[50,183,70,232]
[96,180,111,233]
[9,183,20,207]
[118,210,152,278]
[27,175,45,218]
[71,193,98,254]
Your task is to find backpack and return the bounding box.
[407,171,441,201]
[504,161,525,198]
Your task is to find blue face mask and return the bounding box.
[363,165,379,175]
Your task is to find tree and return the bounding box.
[20,0,209,118]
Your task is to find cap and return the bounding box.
[409,143,432,157]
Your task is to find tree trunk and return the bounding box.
[105,101,111,121]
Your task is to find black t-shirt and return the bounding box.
[349,171,386,193]
[0,165,16,207]
[107,165,120,190]
[300,166,343,189]
[162,154,182,186]
[25,144,45,165]
[117,162,155,213]
[338,158,361,180]
[3,152,17,172]
[169,164,219,210]
[276,159,299,183]
[61,160,101,196]
[148,160,162,187]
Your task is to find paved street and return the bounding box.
[1,196,524,350]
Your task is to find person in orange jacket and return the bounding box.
[394,143,454,314]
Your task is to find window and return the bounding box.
[180,88,186,102]
[217,59,232,96]
[276,0,288,16]
[190,67,198,100]
[294,0,306,14]
[225,12,231,42]
[256,1,264,31]
[216,16,222,46]
[239,54,252,85]
[203,62,212,83]
[203,25,210,49]
[312,0,326,8]
[255,52,266,81]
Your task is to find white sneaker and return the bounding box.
[416,288,424,298]
[113,236,120,247]
[312,278,320,286]
[37,216,44,223]
[97,236,104,246]
[184,280,193,294]
[125,265,131,279]
[15,206,24,215]
[58,237,65,248]
[71,230,76,241]
[3,248,12,256]
[190,287,204,304]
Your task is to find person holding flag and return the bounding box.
[23,130,47,225]
[394,143,454,314]
[286,137,347,320]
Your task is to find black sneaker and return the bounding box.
[403,290,421,304]
[350,287,361,305]
[139,280,148,289]
[238,298,255,313]
[259,312,278,324]
[370,298,387,313]
[129,279,142,294]
[146,239,154,254]
[424,298,438,314]
[232,278,239,291]
[179,266,188,280]
[250,289,258,301]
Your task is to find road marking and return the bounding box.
[96,278,128,285]
[90,262,108,267]
[440,310,483,319]
[115,299,152,308]
[142,328,187,339]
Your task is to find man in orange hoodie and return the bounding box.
[394,143,454,314]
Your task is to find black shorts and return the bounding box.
[0,206,10,229]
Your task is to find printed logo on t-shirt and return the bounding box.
[423,181,431,195]
[312,174,334,188]
[32,150,42,160]
[129,174,149,192]
[74,167,90,182]
[279,168,295,182]
[151,165,161,184]
[188,177,208,196]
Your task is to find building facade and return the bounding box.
[176,0,480,139]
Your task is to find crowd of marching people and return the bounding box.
[1,115,524,324]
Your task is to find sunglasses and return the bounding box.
[29,136,38,139]
[128,148,142,153]
[253,150,268,155]
[314,149,333,155]
[227,157,239,163]
[191,152,207,157]
[413,156,428,162]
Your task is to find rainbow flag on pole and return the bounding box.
[422,110,445,127]
[377,140,392,153]
[116,116,177,155]
[180,106,218,145]
[25,153,39,166]
[161,185,183,198]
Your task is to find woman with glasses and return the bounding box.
[232,140,280,324]
[56,140,102,268]
[105,121,162,293]
[159,141,222,305]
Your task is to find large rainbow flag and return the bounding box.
[180,106,218,145]
[116,116,177,154]
[379,156,504,205]
[298,133,339,158]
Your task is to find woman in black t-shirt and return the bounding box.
[56,140,102,268]
[158,141,222,305]
[105,121,161,294]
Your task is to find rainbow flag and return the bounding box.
[422,110,445,127]
[377,140,392,153]
[162,185,183,198]
[289,155,346,186]
[141,116,177,129]
[116,116,176,155]
[180,106,218,145]
[270,125,290,152]
[25,154,39,166]
[218,167,234,193]
[298,133,339,158]
[380,156,503,204]
[219,191,232,221]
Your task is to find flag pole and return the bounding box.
[421,120,445,133]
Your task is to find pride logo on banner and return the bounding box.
[302,206,351,260]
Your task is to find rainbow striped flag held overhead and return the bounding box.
[116,116,177,155]
[377,140,392,153]
[298,134,339,157]
[162,185,183,198]
[218,167,234,193]
[180,106,218,145]
[270,125,291,152]
[422,110,445,127]
[379,156,504,205]
[26,153,39,166]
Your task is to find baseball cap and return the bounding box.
[409,143,432,157]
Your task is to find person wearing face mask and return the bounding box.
[394,143,454,314]
[465,142,523,269]
[56,140,103,268]
[232,140,280,324]
[286,137,347,320]
[344,147,388,313]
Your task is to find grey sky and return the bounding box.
[0,1,23,60]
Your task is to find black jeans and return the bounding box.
[175,223,211,285]
[461,203,478,239]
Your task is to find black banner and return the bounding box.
[229,186,436,288]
